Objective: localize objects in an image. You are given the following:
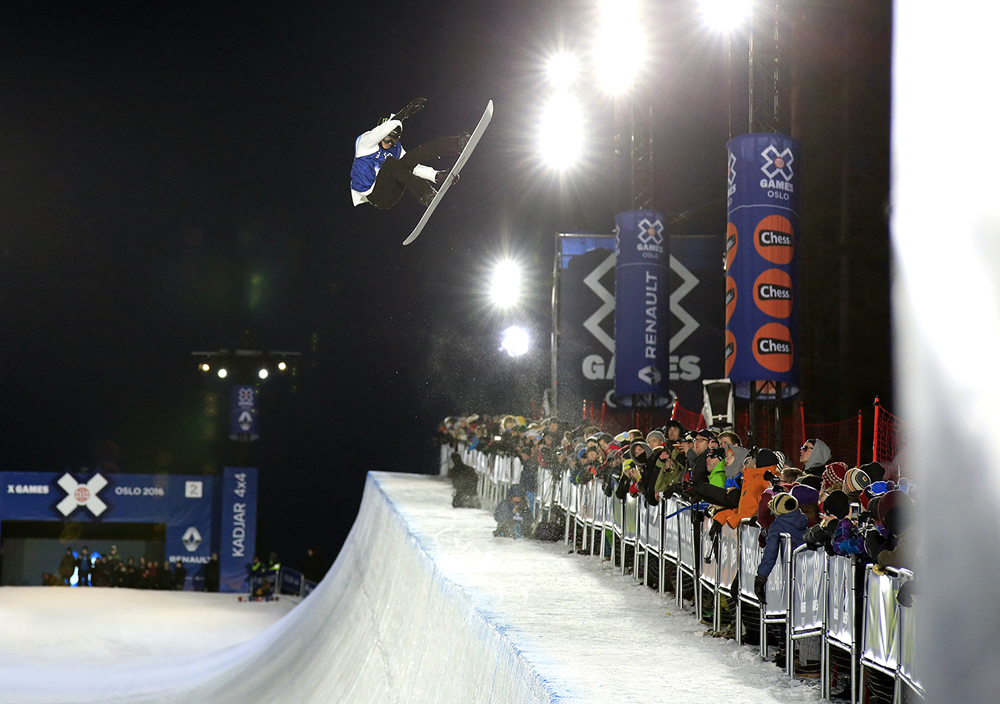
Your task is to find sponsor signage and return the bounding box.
[220,467,257,593]
[555,234,617,416]
[614,209,670,399]
[555,232,727,413]
[725,133,801,396]
[230,386,259,441]
[0,471,214,584]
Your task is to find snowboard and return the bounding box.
[402,100,493,245]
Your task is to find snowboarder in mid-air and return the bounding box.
[350,97,469,209]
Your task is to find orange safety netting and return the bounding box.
[669,401,706,432]
[804,412,864,468]
[873,398,906,478]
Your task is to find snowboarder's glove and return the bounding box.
[396,97,427,120]
[754,575,768,604]
[708,520,723,540]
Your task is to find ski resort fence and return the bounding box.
[451,446,922,704]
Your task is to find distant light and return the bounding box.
[217,368,228,379]
[699,0,751,32]
[258,368,269,379]
[200,362,210,372]
[538,92,584,170]
[490,260,522,308]
[277,361,287,371]
[545,51,580,89]
[593,0,646,95]
[500,326,531,357]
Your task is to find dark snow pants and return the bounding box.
[366,135,466,210]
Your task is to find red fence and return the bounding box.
[872,397,906,478]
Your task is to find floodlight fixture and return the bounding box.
[500,326,531,357]
[200,362,210,372]
[538,91,584,170]
[545,51,580,89]
[258,368,269,379]
[277,361,287,371]
[490,260,522,308]
[699,0,751,32]
[217,368,228,379]
[593,0,646,95]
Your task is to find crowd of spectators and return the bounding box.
[46,545,220,591]
[440,413,914,677]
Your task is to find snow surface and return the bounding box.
[0,472,820,703]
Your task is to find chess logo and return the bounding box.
[760,145,794,181]
[56,473,109,517]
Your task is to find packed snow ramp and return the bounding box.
[0,472,813,703]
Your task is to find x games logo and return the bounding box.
[56,473,109,517]
[760,145,794,181]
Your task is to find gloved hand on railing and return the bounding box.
[754,575,768,604]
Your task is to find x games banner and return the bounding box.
[0,471,215,567]
[555,235,617,418]
[725,133,801,396]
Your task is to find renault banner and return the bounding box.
[725,133,800,397]
[614,209,669,399]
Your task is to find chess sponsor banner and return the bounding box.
[220,467,258,593]
[726,133,801,396]
[555,234,617,417]
[614,210,670,399]
[0,471,214,568]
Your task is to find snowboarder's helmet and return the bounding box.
[379,117,402,141]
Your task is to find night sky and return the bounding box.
[0,1,891,566]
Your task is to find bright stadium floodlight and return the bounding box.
[593,0,646,95]
[500,326,531,357]
[258,368,269,379]
[538,91,584,170]
[545,51,580,89]
[699,0,750,32]
[277,361,287,371]
[490,260,522,308]
[199,362,210,372]
[217,367,228,379]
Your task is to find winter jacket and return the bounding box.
[713,464,773,529]
[757,509,808,578]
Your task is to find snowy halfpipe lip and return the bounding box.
[0,471,812,704]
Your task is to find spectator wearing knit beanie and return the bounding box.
[754,492,808,603]
[821,462,850,497]
[843,468,871,498]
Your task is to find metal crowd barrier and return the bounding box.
[453,445,920,702]
[676,500,699,610]
[860,565,921,702]
[660,496,681,597]
[786,544,826,678]
[823,555,858,703]
[247,566,315,598]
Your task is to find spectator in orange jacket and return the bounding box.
[712,449,778,529]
